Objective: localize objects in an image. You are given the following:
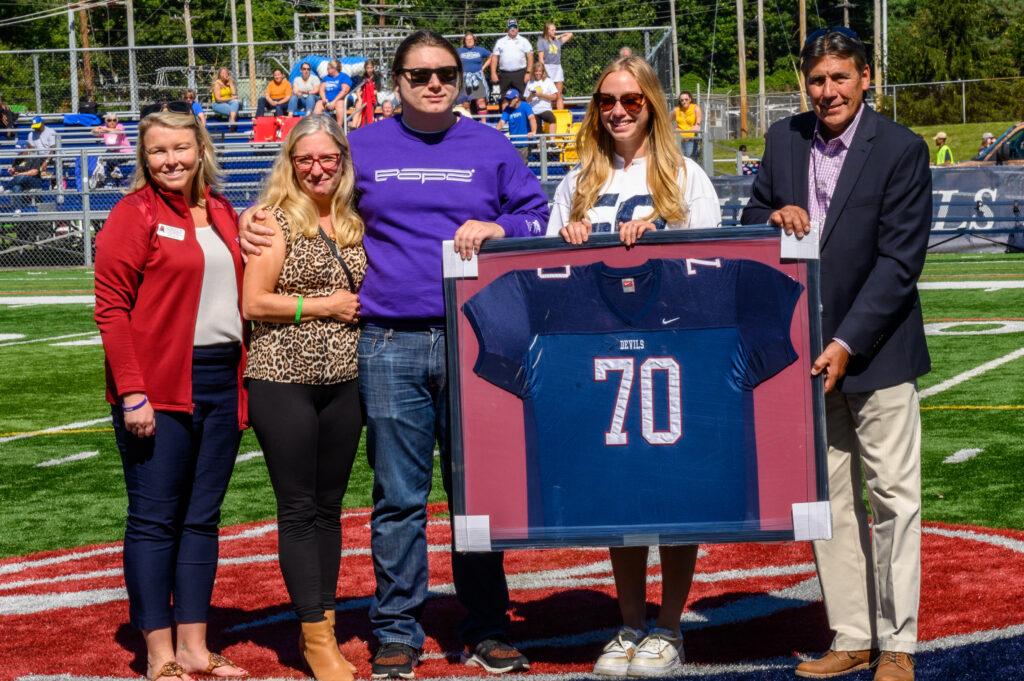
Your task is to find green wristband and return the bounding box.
[294,295,304,324]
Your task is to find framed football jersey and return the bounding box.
[443,227,829,551]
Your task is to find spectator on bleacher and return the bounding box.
[524,62,558,129]
[490,19,533,110]
[256,68,292,118]
[183,89,207,126]
[496,88,536,163]
[237,30,549,679]
[674,91,702,158]
[289,63,320,116]
[0,93,18,140]
[351,59,380,129]
[375,98,395,121]
[314,59,353,127]
[548,56,721,678]
[89,112,132,189]
[242,114,364,681]
[27,117,56,150]
[0,151,48,212]
[458,32,494,115]
[94,109,248,681]
[536,22,573,109]
[211,67,241,132]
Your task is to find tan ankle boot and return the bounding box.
[300,619,353,681]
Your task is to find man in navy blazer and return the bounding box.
[742,29,931,681]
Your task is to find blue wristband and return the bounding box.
[122,396,148,412]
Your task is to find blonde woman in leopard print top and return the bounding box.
[241,115,365,681]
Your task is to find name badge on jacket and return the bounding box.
[157,224,186,241]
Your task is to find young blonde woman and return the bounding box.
[536,22,573,109]
[242,115,365,681]
[547,56,722,677]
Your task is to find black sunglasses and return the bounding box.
[592,92,646,115]
[140,100,196,119]
[396,66,459,86]
[805,26,860,46]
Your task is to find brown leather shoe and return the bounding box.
[874,651,914,681]
[795,650,872,678]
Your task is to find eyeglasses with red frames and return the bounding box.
[592,92,646,115]
[397,66,459,86]
[292,154,341,172]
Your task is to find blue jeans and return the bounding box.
[255,99,288,117]
[682,137,700,159]
[113,344,242,630]
[211,100,240,117]
[7,175,42,210]
[359,326,510,649]
[288,94,317,115]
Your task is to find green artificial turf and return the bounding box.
[0,257,1022,557]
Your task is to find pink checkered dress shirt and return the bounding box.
[807,103,865,226]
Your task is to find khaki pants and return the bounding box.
[813,381,921,654]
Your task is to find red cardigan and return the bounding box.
[94,182,248,427]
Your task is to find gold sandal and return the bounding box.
[203,653,248,678]
[152,661,187,681]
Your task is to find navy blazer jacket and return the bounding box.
[742,106,932,393]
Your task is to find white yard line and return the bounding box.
[920,347,1024,399]
[0,331,98,347]
[0,295,95,306]
[0,416,111,444]
[944,448,983,464]
[35,450,100,467]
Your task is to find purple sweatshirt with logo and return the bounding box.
[348,115,548,323]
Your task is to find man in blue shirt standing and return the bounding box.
[496,89,535,163]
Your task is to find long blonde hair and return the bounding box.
[569,56,687,225]
[257,115,363,248]
[129,111,221,207]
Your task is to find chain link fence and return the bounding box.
[0,28,672,118]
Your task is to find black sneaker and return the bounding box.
[371,642,419,679]
[463,637,530,673]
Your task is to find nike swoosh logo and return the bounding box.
[662,317,679,324]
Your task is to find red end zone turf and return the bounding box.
[2,503,1023,680]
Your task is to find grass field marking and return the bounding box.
[0,567,121,592]
[0,295,95,306]
[924,317,1024,322]
[0,416,110,444]
[35,450,100,468]
[0,333,25,341]
[0,585,126,616]
[923,526,1024,554]
[221,523,277,541]
[917,281,1024,290]
[0,331,98,348]
[944,448,983,464]
[921,405,1024,410]
[919,346,1024,400]
[235,450,264,464]
[0,545,121,576]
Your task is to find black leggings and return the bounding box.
[247,379,362,622]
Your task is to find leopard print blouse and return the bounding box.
[244,207,367,385]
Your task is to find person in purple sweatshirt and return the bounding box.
[239,30,548,680]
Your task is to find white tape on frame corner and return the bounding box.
[791,501,833,541]
[442,239,479,279]
[453,515,492,552]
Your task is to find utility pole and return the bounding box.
[736,0,748,138]
[798,0,808,112]
[79,6,95,101]
[68,6,79,113]
[127,0,138,114]
[329,0,336,59]
[230,0,240,89]
[882,0,888,89]
[244,0,257,109]
[669,0,680,97]
[838,0,854,28]
[757,0,766,135]
[184,0,196,92]
[873,0,881,100]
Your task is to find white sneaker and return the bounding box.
[593,626,645,676]
[626,628,683,677]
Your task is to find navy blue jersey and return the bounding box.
[462,257,803,537]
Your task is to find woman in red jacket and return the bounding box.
[94,109,248,681]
